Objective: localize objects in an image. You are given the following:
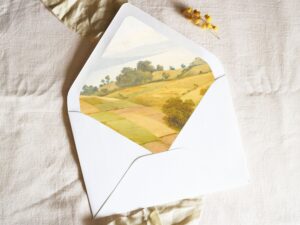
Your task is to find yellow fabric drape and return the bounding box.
[41,0,127,39]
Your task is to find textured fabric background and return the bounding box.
[1,0,300,225]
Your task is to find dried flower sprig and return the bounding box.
[182,7,219,39]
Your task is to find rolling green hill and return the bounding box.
[80,70,214,153]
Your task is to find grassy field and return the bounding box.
[80,67,214,153]
[106,72,213,108]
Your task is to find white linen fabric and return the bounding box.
[0,0,300,225]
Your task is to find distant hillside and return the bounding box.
[81,57,213,97]
[180,64,211,77]
[96,64,212,97]
[80,72,214,153]
[106,72,213,108]
[80,57,215,153]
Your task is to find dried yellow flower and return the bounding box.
[186,7,193,13]
[200,23,208,29]
[193,10,201,18]
[192,18,201,25]
[204,14,212,22]
[183,8,193,19]
[182,7,219,39]
[212,25,218,31]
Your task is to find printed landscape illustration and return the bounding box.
[80,57,214,153]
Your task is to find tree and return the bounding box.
[162,97,195,130]
[100,88,108,95]
[162,73,170,80]
[137,60,155,72]
[181,64,186,68]
[169,66,175,70]
[105,75,111,84]
[81,85,98,95]
[156,64,164,71]
[116,67,153,88]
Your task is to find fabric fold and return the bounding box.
[40,0,127,39]
[95,198,203,225]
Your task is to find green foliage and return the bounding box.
[115,60,156,88]
[177,57,209,78]
[156,64,164,71]
[137,60,155,72]
[83,57,210,97]
[162,73,170,80]
[162,97,195,130]
[116,67,153,88]
[98,75,111,93]
[189,57,206,67]
[100,88,108,95]
[81,85,98,95]
[105,75,111,84]
[99,75,111,88]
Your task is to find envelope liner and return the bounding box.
[79,16,214,153]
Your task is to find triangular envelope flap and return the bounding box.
[171,77,240,152]
[96,77,249,217]
[68,111,149,216]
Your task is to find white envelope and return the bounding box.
[67,3,249,218]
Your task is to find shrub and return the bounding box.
[162,73,170,80]
[101,88,108,94]
[116,67,153,87]
[81,85,98,95]
[189,57,206,66]
[162,97,195,130]
[156,65,164,71]
[137,60,155,72]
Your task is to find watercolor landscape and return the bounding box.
[79,16,214,153]
[80,57,214,153]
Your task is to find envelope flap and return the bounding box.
[96,77,249,217]
[68,111,149,216]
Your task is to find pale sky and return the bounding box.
[85,47,199,86]
[102,16,169,57]
[84,16,201,86]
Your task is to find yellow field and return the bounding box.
[107,73,213,106]
[80,69,214,153]
[80,96,177,152]
[152,69,182,80]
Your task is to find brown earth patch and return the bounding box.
[143,141,169,153]
[160,133,178,145]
